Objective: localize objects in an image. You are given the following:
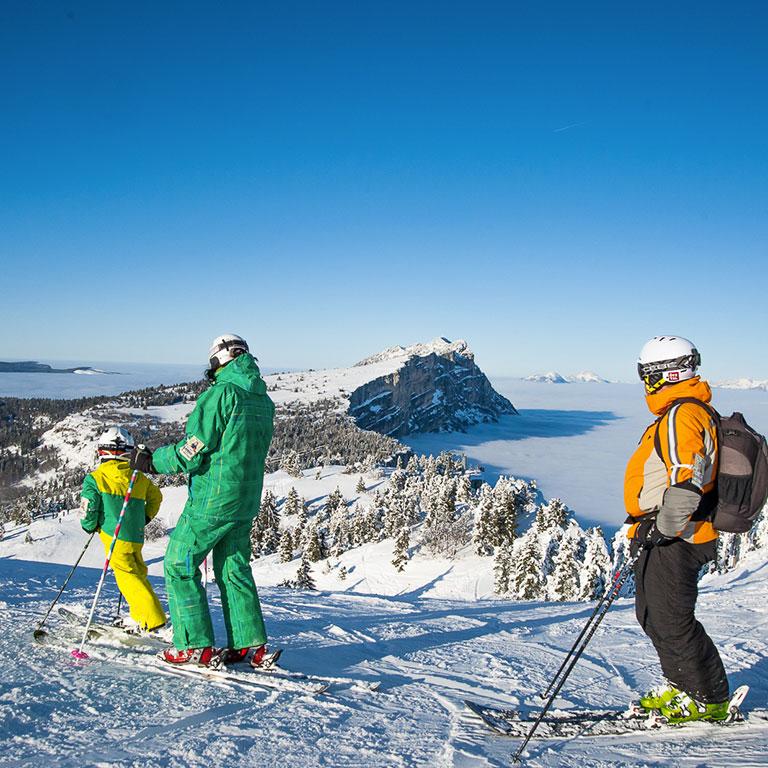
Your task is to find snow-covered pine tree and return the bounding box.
[279,528,295,563]
[280,449,303,478]
[578,526,612,600]
[304,522,325,563]
[547,523,582,601]
[535,497,568,532]
[325,486,345,516]
[355,476,366,494]
[295,552,316,590]
[294,497,308,548]
[493,538,514,594]
[472,483,497,556]
[512,530,543,600]
[392,521,410,571]
[283,487,301,518]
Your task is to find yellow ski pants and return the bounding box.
[99,531,167,630]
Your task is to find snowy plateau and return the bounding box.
[1,341,768,768]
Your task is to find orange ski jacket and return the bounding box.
[624,377,718,544]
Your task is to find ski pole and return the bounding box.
[115,592,123,620]
[540,558,631,699]
[33,531,96,642]
[72,469,139,659]
[513,550,642,764]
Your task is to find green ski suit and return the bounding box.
[153,353,275,650]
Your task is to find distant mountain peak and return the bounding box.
[355,337,471,367]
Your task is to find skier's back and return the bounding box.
[131,334,275,666]
[81,427,166,631]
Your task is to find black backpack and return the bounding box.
[655,398,768,534]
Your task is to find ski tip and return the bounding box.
[70,649,89,660]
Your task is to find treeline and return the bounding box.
[251,451,615,601]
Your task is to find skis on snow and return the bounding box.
[39,605,379,695]
[465,685,762,740]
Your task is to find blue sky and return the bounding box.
[1,2,766,381]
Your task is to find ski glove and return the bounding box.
[636,517,675,548]
[130,445,156,474]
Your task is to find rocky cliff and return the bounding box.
[347,338,517,437]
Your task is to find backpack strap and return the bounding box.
[651,397,720,521]
[652,397,721,458]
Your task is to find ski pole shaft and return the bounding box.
[73,470,139,658]
[540,561,627,699]
[116,592,123,618]
[34,531,95,637]
[513,550,641,763]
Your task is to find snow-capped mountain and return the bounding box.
[524,370,607,384]
[525,371,569,384]
[569,370,608,383]
[267,337,517,437]
[715,378,768,391]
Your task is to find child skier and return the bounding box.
[80,427,167,631]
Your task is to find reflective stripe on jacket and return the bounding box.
[624,377,718,544]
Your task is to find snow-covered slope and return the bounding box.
[1,531,767,767]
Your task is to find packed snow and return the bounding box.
[2,378,768,766]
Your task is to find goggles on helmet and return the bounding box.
[637,350,700,393]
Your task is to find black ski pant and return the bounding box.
[633,538,729,703]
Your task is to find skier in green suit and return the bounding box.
[131,333,275,666]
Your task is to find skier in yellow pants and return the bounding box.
[80,427,166,631]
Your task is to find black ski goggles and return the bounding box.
[637,350,700,391]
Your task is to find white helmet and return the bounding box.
[637,336,701,393]
[97,426,135,461]
[208,333,249,371]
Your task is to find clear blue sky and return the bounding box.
[1,2,766,381]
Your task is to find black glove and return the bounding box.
[130,445,155,474]
[636,517,675,549]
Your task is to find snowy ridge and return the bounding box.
[354,337,471,366]
[525,371,608,383]
[715,378,768,391]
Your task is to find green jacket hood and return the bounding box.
[216,353,267,395]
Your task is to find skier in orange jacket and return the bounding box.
[624,336,729,723]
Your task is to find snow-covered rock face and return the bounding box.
[267,338,517,437]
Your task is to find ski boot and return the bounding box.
[638,682,681,711]
[219,645,281,669]
[161,646,216,667]
[657,692,729,724]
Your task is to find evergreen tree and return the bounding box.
[279,528,295,563]
[280,449,303,478]
[512,532,543,600]
[304,522,325,563]
[579,526,612,600]
[472,484,497,556]
[355,476,366,494]
[338,564,348,581]
[283,487,301,517]
[493,539,514,594]
[392,522,410,571]
[536,497,568,532]
[548,524,582,601]
[295,552,316,590]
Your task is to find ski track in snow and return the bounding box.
[2,555,768,767]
